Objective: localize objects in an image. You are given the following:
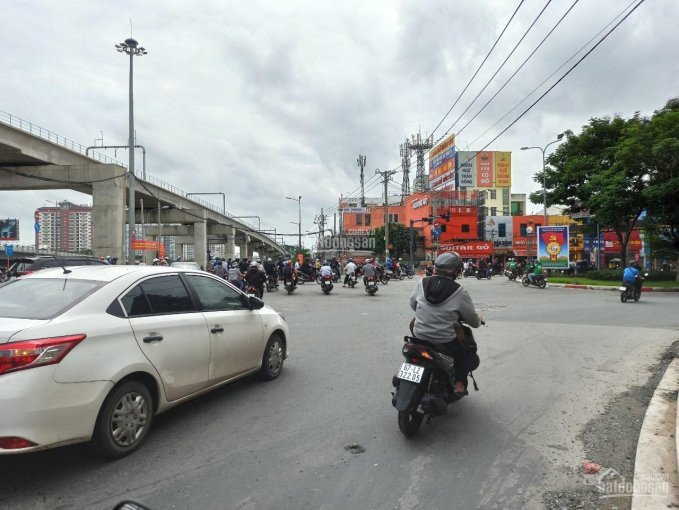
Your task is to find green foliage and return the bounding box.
[371,223,410,257]
[289,247,311,261]
[535,97,679,272]
[585,269,624,281]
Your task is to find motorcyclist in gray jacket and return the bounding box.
[409,251,483,396]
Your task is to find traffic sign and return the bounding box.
[6,245,13,256]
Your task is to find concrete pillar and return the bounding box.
[226,226,236,259]
[92,173,126,262]
[193,215,208,269]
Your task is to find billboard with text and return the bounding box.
[476,151,494,187]
[428,134,457,188]
[0,219,19,241]
[457,151,476,188]
[494,151,512,187]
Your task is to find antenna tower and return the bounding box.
[357,154,367,206]
[409,131,433,192]
[400,138,412,196]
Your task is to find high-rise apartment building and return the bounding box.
[36,201,93,253]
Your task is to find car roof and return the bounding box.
[20,264,202,282]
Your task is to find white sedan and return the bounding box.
[0,265,288,458]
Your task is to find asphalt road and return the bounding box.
[2,275,678,510]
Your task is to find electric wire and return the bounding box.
[466,0,638,148]
[456,0,580,137]
[437,0,553,143]
[454,0,647,173]
[429,0,526,137]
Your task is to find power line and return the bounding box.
[437,0,553,142]
[454,0,647,172]
[456,0,580,137]
[430,0,526,137]
[466,0,638,148]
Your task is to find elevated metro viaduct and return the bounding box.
[0,116,285,267]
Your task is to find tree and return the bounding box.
[618,98,679,278]
[532,114,648,268]
[371,223,409,258]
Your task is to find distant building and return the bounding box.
[36,201,92,253]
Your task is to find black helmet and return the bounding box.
[434,252,462,276]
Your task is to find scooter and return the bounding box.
[265,273,279,292]
[392,321,484,437]
[347,273,358,288]
[476,268,492,280]
[522,273,547,289]
[462,266,476,278]
[283,277,296,295]
[364,275,378,295]
[321,274,334,295]
[403,266,415,279]
[619,273,646,303]
[504,268,518,281]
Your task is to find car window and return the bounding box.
[0,278,101,319]
[139,275,194,314]
[120,285,152,316]
[186,274,247,311]
[39,259,63,268]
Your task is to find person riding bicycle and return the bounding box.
[409,252,483,396]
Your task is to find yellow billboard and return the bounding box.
[494,151,511,188]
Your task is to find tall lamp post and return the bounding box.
[521,133,564,225]
[285,196,302,248]
[116,38,147,265]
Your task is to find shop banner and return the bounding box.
[537,226,569,268]
[494,151,512,187]
[457,151,475,188]
[476,151,494,187]
[439,241,493,257]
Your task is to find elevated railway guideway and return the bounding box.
[0,111,285,266]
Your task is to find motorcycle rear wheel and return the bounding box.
[633,290,641,302]
[398,410,424,437]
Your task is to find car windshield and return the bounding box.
[0,278,102,319]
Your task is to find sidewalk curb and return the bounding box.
[630,357,679,509]
[541,283,679,292]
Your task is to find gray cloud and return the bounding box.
[1,0,678,247]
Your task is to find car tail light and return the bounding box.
[0,334,86,376]
[0,437,37,449]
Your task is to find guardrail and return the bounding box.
[0,111,277,244]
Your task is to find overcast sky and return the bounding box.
[2,0,678,250]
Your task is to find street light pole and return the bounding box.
[285,196,302,248]
[116,38,147,265]
[521,133,564,226]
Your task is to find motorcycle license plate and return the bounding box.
[368,281,375,286]
[618,286,627,291]
[398,363,424,383]
[285,281,292,286]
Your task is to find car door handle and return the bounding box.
[143,334,163,343]
[210,326,224,334]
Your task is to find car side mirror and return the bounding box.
[249,296,265,310]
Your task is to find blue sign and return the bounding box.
[5,245,13,257]
[34,222,41,233]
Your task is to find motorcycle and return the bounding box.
[364,275,378,295]
[347,273,358,288]
[462,266,476,278]
[283,277,296,295]
[265,273,279,292]
[475,268,492,280]
[504,268,518,281]
[297,270,315,285]
[403,266,415,279]
[392,321,484,437]
[320,274,334,295]
[522,273,547,289]
[245,283,259,298]
[619,273,646,303]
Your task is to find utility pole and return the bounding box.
[375,168,397,258]
[400,139,412,196]
[357,154,367,207]
[409,130,434,192]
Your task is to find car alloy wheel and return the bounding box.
[95,381,153,458]
[260,334,284,380]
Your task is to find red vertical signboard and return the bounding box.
[476,151,494,187]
